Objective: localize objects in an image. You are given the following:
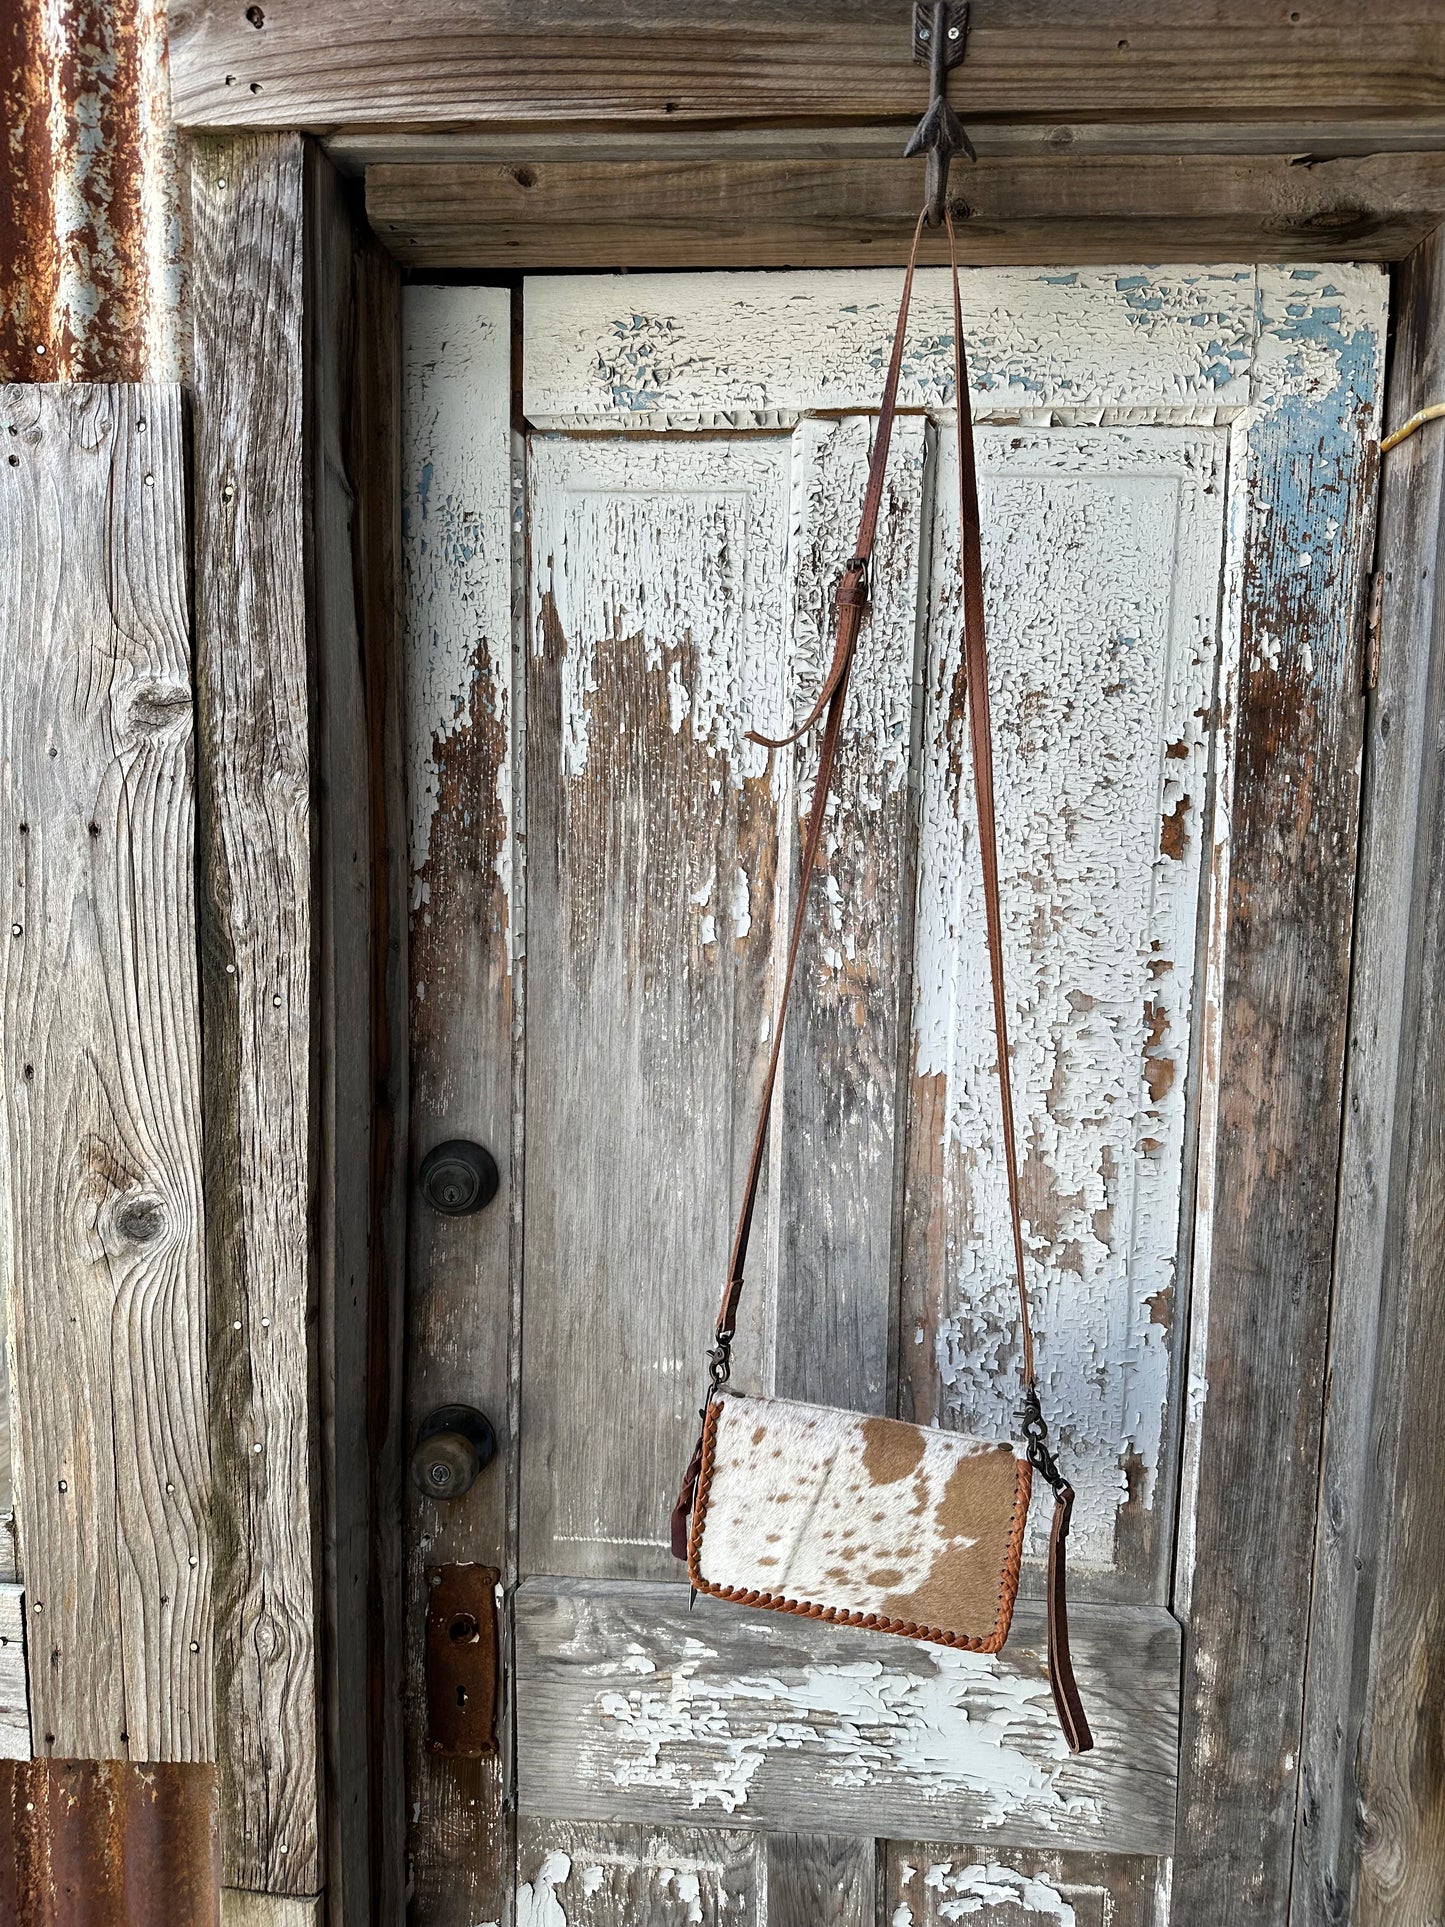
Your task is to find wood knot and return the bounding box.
[114,1195,168,1245]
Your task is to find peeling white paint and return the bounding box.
[909,426,1226,1565]
[516,1850,573,1927]
[894,1857,1079,1925]
[402,286,514,914]
[594,1635,1076,1829]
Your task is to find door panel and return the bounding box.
[400,265,1385,1922]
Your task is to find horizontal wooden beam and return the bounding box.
[169,1,1445,132]
[515,1579,1179,1857]
[367,153,1445,269]
[329,117,1445,175]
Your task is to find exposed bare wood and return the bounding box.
[190,134,320,1891]
[368,153,1445,269]
[222,1894,323,1927]
[401,285,515,1927]
[514,1579,1180,1857]
[0,1584,28,1759]
[1171,272,1386,1921]
[169,1,1445,133]
[768,1834,877,1927]
[1291,223,1445,1927]
[327,117,1445,175]
[0,380,210,1762]
[884,1843,1162,1927]
[518,1819,763,1923]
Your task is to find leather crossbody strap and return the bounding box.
[713,210,1038,1397]
[676,212,1092,1755]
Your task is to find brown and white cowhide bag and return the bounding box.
[686,1390,1031,1653]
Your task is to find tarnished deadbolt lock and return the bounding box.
[411,1404,496,1500]
[419,1139,499,1216]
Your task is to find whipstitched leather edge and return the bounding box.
[685,1394,1033,1656]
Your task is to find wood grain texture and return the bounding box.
[514,1578,1179,1857]
[1170,270,1387,1922]
[329,117,1445,174]
[222,1893,322,1927]
[168,0,1445,132]
[0,381,210,1762]
[0,1584,28,1759]
[1291,227,1445,1927]
[367,154,1445,270]
[401,285,515,1927]
[767,1834,877,1927]
[308,150,409,1927]
[190,134,320,1891]
[885,1842,1162,1927]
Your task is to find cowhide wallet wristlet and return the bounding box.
[671,211,1093,1756]
[687,1392,1031,1654]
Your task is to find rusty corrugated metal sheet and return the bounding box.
[0,0,185,382]
[0,1761,220,1926]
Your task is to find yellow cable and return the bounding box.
[1381,401,1445,455]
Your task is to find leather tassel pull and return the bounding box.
[1047,1482,1094,1755]
[670,1434,704,1562]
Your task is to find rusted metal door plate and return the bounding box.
[426,1563,500,1756]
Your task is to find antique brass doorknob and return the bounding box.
[411,1404,496,1500]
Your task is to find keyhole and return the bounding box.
[449,1613,479,1643]
[456,1684,468,1707]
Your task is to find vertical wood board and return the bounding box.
[0,1582,28,1759]
[402,284,515,1927]
[190,133,320,1891]
[1171,266,1387,1923]
[0,380,210,1762]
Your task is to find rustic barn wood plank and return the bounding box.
[884,1842,1162,1927]
[168,1,1445,132]
[190,134,320,1891]
[367,154,1445,270]
[1170,270,1387,1921]
[0,380,210,1762]
[401,285,516,1927]
[768,1834,877,1927]
[514,1578,1179,1857]
[308,148,409,1927]
[518,1820,763,1924]
[221,1894,322,1927]
[0,1584,29,1759]
[1290,226,1445,1927]
[328,118,1445,174]
[521,431,791,1580]
[775,416,928,1413]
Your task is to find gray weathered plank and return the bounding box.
[366,154,1445,271]
[0,1584,29,1759]
[518,1820,762,1925]
[0,380,210,1762]
[190,134,320,1890]
[221,1894,322,1927]
[401,285,515,1927]
[768,1834,877,1927]
[308,148,409,1927]
[1170,272,1387,1921]
[515,1578,1179,1857]
[775,416,928,1413]
[168,0,1445,131]
[328,118,1445,174]
[1291,226,1445,1927]
[521,432,790,1580]
[885,1842,1162,1927]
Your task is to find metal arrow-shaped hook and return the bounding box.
[903,1,975,227]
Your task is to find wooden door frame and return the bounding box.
[176,132,1445,1927]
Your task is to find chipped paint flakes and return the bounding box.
[908,427,1226,1566]
[403,286,514,911]
[593,1638,1077,1829]
[894,1858,1079,1925]
[516,1851,572,1927]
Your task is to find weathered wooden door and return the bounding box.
[400,264,1384,1925]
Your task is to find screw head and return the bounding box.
[948,23,960,36]
[919,23,930,37]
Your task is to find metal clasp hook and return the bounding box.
[903,1,975,227]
